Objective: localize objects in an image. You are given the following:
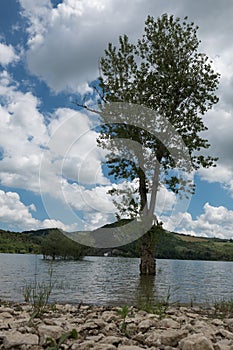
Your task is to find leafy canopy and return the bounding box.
[94,14,219,218]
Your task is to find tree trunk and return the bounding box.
[139,230,156,275]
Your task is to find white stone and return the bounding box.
[159,318,180,329]
[38,324,64,344]
[179,333,214,350]
[118,346,145,350]
[160,329,188,347]
[99,336,122,345]
[93,345,117,350]
[0,312,13,319]
[138,318,156,332]
[72,340,95,350]
[3,331,38,349]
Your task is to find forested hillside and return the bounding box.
[0,228,85,260]
[0,225,232,261]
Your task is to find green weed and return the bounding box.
[116,305,130,334]
[136,286,171,318]
[213,297,233,318]
[22,264,56,319]
[45,329,78,350]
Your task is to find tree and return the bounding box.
[41,229,84,260]
[79,14,219,274]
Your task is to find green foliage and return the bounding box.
[0,228,85,260]
[116,305,130,334]
[41,229,84,260]
[86,224,233,261]
[96,13,219,219]
[0,229,40,254]
[45,329,78,350]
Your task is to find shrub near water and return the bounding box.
[41,229,85,260]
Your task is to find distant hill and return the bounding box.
[0,225,232,261]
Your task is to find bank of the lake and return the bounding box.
[0,302,233,349]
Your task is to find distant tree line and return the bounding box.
[0,226,232,261]
[0,228,85,260]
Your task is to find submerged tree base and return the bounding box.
[140,230,156,275]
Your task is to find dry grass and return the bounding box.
[176,234,208,243]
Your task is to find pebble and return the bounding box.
[0,302,232,349]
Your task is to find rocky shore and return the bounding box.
[0,302,233,350]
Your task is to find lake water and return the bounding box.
[0,254,232,305]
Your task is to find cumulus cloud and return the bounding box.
[161,202,233,240]
[197,108,233,197]
[0,43,19,66]
[1,0,233,236]
[18,0,233,95]
[18,0,233,197]
[0,189,75,231]
[0,68,112,230]
[19,0,180,93]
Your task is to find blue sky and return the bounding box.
[0,0,233,240]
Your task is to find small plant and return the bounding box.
[213,297,233,318]
[22,264,56,319]
[190,295,197,308]
[136,287,171,319]
[45,329,78,350]
[116,305,130,334]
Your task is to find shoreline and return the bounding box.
[0,302,233,349]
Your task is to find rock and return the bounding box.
[93,345,117,350]
[138,318,156,332]
[82,321,99,330]
[186,312,200,318]
[0,303,232,350]
[102,311,119,323]
[92,319,107,328]
[118,346,145,350]
[103,322,118,333]
[159,318,180,329]
[212,319,224,327]
[0,312,13,319]
[38,324,64,344]
[126,322,138,335]
[0,322,9,330]
[214,338,233,350]
[216,329,233,340]
[72,340,95,350]
[0,307,14,314]
[179,333,215,350]
[99,335,122,346]
[3,331,38,349]
[86,334,105,342]
[225,319,233,332]
[160,329,188,347]
[145,331,161,347]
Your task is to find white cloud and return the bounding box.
[1,0,233,238]
[18,0,233,201]
[18,0,233,94]
[0,67,114,230]
[0,190,36,229]
[197,107,233,197]
[18,0,156,92]
[0,43,19,66]
[0,189,75,231]
[0,72,48,191]
[162,202,233,240]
